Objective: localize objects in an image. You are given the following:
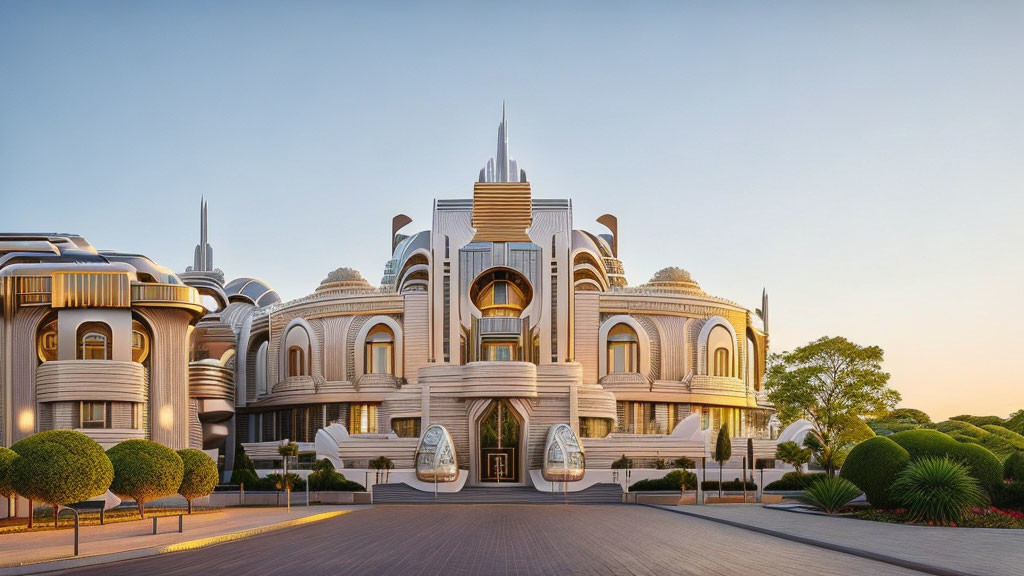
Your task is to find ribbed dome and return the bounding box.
[644,267,704,295]
[317,267,372,293]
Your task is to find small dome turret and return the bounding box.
[643,267,705,295]
[317,267,372,293]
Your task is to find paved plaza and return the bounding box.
[51,505,932,576]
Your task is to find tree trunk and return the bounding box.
[138,499,146,519]
[719,463,723,498]
[53,503,58,528]
[188,499,193,514]
[27,498,33,529]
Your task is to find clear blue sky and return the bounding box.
[2,1,1022,420]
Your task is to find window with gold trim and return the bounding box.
[607,324,638,374]
[80,401,110,429]
[391,417,421,438]
[364,324,394,375]
[77,322,112,360]
[37,317,58,363]
[131,320,150,364]
[713,347,730,377]
[348,403,378,434]
[288,346,306,377]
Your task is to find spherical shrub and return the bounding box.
[947,442,1003,491]
[1002,452,1024,482]
[11,430,113,526]
[107,440,184,518]
[889,429,960,459]
[177,449,219,513]
[891,457,987,526]
[800,476,861,515]
[0,447,17,500]
[890,429,1002,492]
[839,436,909,508]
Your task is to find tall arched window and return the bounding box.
[365,324,395,375]
[131,319,150,364]
[37,317,58,363]
[713,347,730,377]
[606,324,638,374]
[77,322,112,360]
[288,346,306,377]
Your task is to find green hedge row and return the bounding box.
[764,472,828,491]
[630,470,697,491]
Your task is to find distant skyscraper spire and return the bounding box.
[192,197,214,272]
[479,102,527,183]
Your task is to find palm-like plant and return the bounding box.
[800,476,861,514]
[775,441,811,474]
[891,457,987,526]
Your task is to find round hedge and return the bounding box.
[0,447,17,498]
[1004,452,1024,482]
[10,431,113,509]
[107,440,183,517]
[890,429,1002,491]
[948,442,1003,490]
[177,449,219,511]
[839,436,909,508]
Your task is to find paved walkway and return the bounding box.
[653,504,1024,576]
[0,505,364,574]
[51,505,925,575]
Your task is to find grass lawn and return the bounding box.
[0,506,222,535]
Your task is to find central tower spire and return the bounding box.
[479,102,527,183]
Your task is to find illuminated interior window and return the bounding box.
[37,317,58,363]
[606,324,638,374]
[470,269,532,318]
[348,404,378,434]
[365,324,394,375]
[578,417,611,438]
[392,417,421,438]
[713,347,730,377]
[482,342,517,361]
[131,320,150,364]
[77,322,112,360]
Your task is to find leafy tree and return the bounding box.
[774,441,811,474]
[0,447,17,512]
[1006,410,1024,435]
[229,445,258,487]
[611,455,633,469]
[672,457,695,469]
[107,440,184,518]
[766,336,899,476]
[712,425,731,498]
[11,431,113,528]
[277,442,299,490]
[177,450,219,514]
[370,456,394,483]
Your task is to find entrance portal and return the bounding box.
[478,400,521,483]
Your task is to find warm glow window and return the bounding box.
[37,318,58,363]
[392,417,421,438]
[348,404,378,434]
[131,320,150,364]
[607,324,638,374]
[77,322,112,360]
[365,325,394,375]
[713,347,730,377]
[482,342,517,362]
[579,417,611,438]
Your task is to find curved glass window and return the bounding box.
[37,317,58,363]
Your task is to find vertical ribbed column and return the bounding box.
[138,308,192,449]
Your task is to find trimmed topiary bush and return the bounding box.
[801,476,861,514]
[1004,452,1024,482]
[11,430,113,528]
[177,449,219,514]
[0,447,17,503]
[765,472,828,491]
[991,481,1024,511]
[890,429,1002,492]
[229,445,259,487]
[947,442,1003,492]
[107,440,184,518]
[630,470,698,491]
[308,460,364,492]
[891,457,987,526]
[839,436,909,508]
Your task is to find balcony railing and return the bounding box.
[478,316,522,336]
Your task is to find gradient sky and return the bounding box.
[2,1,1021,421]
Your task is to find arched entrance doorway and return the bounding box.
[478,399,522,483]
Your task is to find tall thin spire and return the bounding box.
[479,102,527,183]
[192,197,214,272]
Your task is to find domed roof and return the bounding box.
[224,277,281,307]
[643,267,704,295]
[316,267,373,293]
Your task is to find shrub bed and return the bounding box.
[1002,452,1024,482]
[700,478,756,491]
[840,436,909,508]
[992,482,1024,511]
[630,470,697,491]
[890,429,1002,492]
[764,472,827,491]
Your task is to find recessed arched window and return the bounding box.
[606,324,639,374]
[288,346,306,377]
[77,322,112,360]
[713,347,730,377]
[131,319,150,364]
[37,317,58,363]
[469,268,533,318]
[365,324,394,375]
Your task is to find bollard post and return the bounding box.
[240,482,245,506]
[306,481,310,507]
[152,516,157,535]
[100,507,105,526]
[178,514,183,533]
[57,507,80,556]
[742,457,748,503]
